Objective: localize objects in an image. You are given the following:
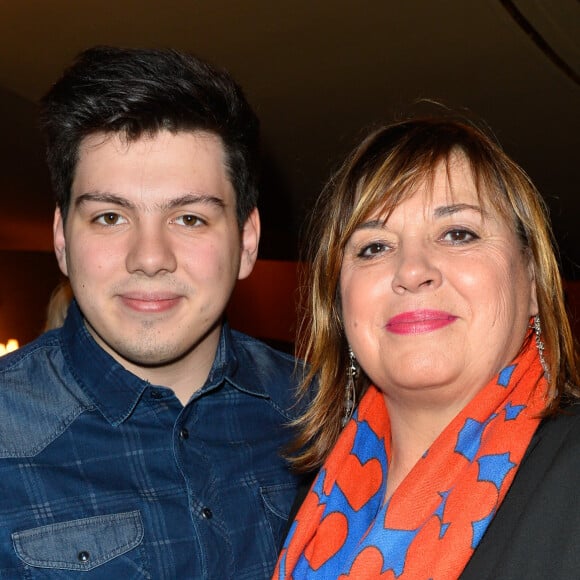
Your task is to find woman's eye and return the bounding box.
[358,242,388,258]
[95,213,126,226]
[442,229,478,244]
[175,214,204,227]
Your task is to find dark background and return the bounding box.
[0,1,578,345]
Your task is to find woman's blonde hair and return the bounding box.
[290,115,580,472]
[44,280,73,331]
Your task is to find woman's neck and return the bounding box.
[383,391,466,500]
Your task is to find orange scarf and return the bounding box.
[274,335,547,579]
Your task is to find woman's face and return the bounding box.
[340,154,538,407]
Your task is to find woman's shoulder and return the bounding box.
[535,401,580,441]
[461,401,580,579]
[522,401,580,473]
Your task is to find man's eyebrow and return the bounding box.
[75,192,134,209]
[75,192,226,210]
[164,193,226,210]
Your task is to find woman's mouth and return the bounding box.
[386,309,457,335]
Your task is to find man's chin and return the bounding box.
[121,348,185,369]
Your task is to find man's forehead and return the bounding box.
[77,128,225,155]
[71,129,235,206]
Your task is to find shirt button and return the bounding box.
[201,507,213,519]
[179,428,189,440]
[150,390,163,399]
[77,551,90,563]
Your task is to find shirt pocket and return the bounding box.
[260,482,297,550]
[11,510,148,578]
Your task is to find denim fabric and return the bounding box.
[0,301,305,579]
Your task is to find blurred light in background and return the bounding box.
[0,339,19,356]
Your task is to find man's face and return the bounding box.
[54,129,259,381]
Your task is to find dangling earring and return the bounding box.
[533,314,551,381]
[342,347,358,427]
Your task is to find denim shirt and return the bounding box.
[0,301,305,579]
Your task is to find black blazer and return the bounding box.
[285,405,580,578]
[461,403,580,579]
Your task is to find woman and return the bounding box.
[275,116,580,579]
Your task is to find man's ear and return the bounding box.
[238,207,260,280]
[53,207,69,277]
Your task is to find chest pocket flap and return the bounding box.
[12,511,143,571]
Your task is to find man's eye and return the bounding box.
[175,215,204,227]
[358,242,388,258]
[442,229,478,244]
[95,213,126,225]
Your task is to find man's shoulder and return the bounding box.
[0,330,60,377]
[230,330,297,365]
[229,330,307,399]
[0,331,92,458]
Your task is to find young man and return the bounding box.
[0,47,304,579]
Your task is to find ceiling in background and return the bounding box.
[0,1,578,275]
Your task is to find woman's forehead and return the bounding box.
[354,152,509,225]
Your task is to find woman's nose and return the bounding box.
[391,243,442,294]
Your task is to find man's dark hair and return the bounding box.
[40,45,260,226]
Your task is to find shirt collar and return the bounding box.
[60,300,149,426]
[193,320,269,399]
[60,301,268,425]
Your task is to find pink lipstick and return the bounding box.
[386,309,457,335]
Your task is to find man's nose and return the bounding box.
[125,225,178,276]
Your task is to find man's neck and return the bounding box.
[92,323,222,406]
[138,359,214,405]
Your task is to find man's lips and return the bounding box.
[120,294,182,313]
[386,309,457,335]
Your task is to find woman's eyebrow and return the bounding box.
[353,219,387,232]
[353,203,487,232]
[433,203,485,218]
